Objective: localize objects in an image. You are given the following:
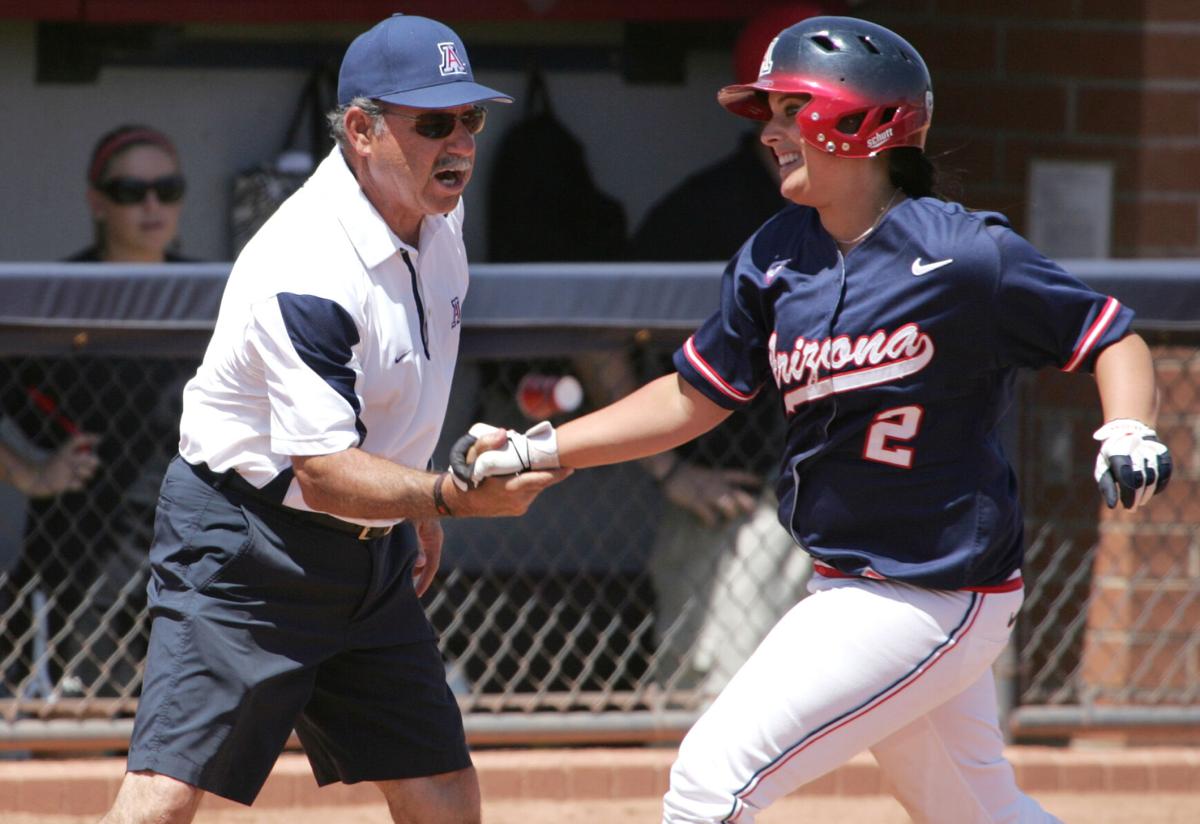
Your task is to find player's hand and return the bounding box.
[661,463,760,527]
[451,421,561,487]
[411,518,443,597]
[449,422,503,489]
[22,433,101,498]
[1093,419,1172,510]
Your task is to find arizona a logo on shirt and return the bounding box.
[438,42,468,76]
[450,296,462,328]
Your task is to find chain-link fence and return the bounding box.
[1,355,190,723]
[428,352,805,731]
[1,264,1197,750]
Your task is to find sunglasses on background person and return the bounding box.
[377,104,487,139]
[95,175,187,205]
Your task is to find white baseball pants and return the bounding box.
[662,574,1062,823]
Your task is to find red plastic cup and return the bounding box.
[516,374,583,420]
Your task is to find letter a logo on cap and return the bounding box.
[759,36,779,77]
[438,42,468,76]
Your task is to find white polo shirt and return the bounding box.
[179,147,468,527]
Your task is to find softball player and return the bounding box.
[455,16,1172,824]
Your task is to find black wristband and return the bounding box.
[432,472,453,517]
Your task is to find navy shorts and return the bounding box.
[127,456,470,805]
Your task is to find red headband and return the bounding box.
[87,128,178,186]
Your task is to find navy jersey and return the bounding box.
[673,197,1133,590]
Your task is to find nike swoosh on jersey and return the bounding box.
[764,259,790,284]
[911,257,954,276]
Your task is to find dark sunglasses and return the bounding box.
[379,105,487,139]
[95,175,186,205]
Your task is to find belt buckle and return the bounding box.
[358,524,394,540]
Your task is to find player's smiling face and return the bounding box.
[355,102,477,241]
[761,93,821,205]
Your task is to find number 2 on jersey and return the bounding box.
[863,405,924,468]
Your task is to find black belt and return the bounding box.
[187,460,394,541]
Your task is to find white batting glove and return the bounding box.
[448,422,502,490]
[1093,419,1172,510]
[471,421,561,485]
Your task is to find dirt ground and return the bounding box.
[10,793,1200,823]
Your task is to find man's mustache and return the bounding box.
[435,157,472,173]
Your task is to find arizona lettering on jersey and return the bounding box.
[769,324,936,412]
[674,198,1132,590]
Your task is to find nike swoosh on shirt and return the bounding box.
[911,257,954,276]
[764,259,790,284]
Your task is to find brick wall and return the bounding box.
[861,0,1200,257]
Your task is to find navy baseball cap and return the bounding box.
[338,14,513,109]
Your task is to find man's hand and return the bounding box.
[411,518,443,597]
[445,466,572,518]
[661,463,761,527]
[1093,418,1172,510]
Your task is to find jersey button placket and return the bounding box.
[400,249,431,360]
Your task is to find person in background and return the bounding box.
[1,125,191,700]
[0,435,99,498]
[71,125,190,262]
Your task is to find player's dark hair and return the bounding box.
[888,147,940,200]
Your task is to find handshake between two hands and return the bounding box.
[449,421,562,490]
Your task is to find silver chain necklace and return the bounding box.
[830,188,903,247]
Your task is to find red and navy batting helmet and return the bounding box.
[718,16,932,159]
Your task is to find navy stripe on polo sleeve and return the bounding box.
[276,292,367,445]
